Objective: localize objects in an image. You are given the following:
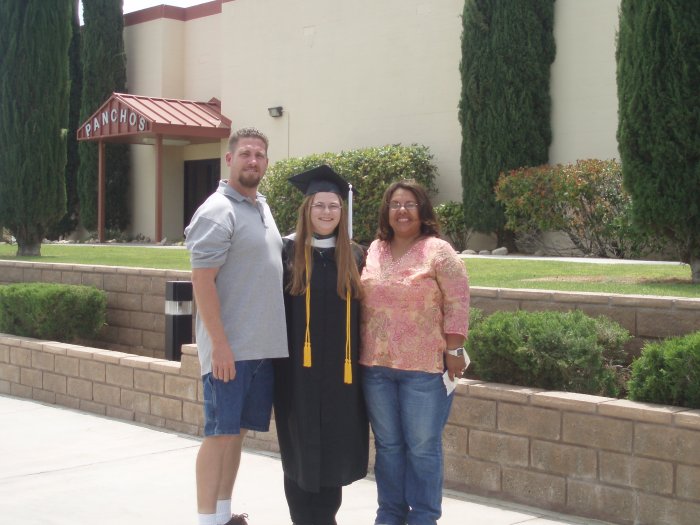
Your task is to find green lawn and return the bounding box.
[0,243,192,271]
[464,257,697,298]
[0,243,698,298]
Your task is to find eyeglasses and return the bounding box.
[310,202,342,213]
[388,201,419,211]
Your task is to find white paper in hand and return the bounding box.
[443,370,457,396]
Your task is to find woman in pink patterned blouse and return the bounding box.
[360,180,469,525]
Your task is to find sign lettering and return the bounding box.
[81,105,148,138]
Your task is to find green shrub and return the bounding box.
[468,307,484,329]
[466,309,630,396]
[0,283,106,342]
[494,159,660,258]
[260,144,438,245]
[628,332,700,409]
[435,201,470,251]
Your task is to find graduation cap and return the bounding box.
[288,165,352,199]
[288,165,355,238]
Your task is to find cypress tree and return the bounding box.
[617,1,700,282]
[0,1,72,256]
[78,0,130,232]
[49,0,82,239]
[459,0,555,246]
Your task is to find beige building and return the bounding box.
[121,0,620,242]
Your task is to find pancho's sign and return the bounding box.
[77,97,150,141]
[78,92,232,144]
[84,107,146,137]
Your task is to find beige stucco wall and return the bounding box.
[125,18,186,98]
[130,144,157,240]
[182,14,222,102]
[218,0,465,201]
[121,0,623,241]
[550,0,621,164]
[161,146,186,241]
[124,14,225,240]
[129,144,186,242]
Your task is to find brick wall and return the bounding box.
[1,336,699,524]
[0,260,191,359]
[2,259,700,523]
[2,260,699,360]
[0,338,277,451]
[447,381,700,525]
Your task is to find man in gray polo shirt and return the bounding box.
[185,128,288,525]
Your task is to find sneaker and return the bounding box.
[224,514,249,525]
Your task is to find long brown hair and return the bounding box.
[376,180,441,241]
[288,196,363,299]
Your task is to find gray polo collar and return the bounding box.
[217,180,265,203]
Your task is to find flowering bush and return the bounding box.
[495,159,659,258]
[435,201,470,251]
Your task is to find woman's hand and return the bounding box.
[445,353,466,381]
[444,333,467,381]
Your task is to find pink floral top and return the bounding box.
[359,237,469,373]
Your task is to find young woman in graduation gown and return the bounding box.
[273,165,369,525]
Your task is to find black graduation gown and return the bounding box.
[273,238,369,493]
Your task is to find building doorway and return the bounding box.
[184,159,220,228]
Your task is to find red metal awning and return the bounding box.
[77,92,231,144]
[76,93,231,243]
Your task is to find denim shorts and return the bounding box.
[202,359,274,436]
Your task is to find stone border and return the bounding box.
[448,380,700,524]
[2,259,700,523]
[2,260,700,360]
[1,336,699,524]
[0,260,191,359]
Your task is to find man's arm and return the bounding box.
[191,267,236,382]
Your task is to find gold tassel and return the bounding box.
[344,359,352,384]
[304,249,312,367]
[344,286,352,384]
[304,339,312,367]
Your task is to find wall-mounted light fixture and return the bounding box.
[267,106,284,118]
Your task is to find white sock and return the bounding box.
[198,513,217,525]
[216,499,232,525]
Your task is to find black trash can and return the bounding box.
[165,281,193,361]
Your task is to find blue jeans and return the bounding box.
[202,359,274,436]
[362,366,453,525]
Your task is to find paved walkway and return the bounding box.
[0,395,610,525]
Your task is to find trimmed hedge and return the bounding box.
[260,144,438,245]
[466,309,630,396]
[628,332,700,409]
[0,283,106,342]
